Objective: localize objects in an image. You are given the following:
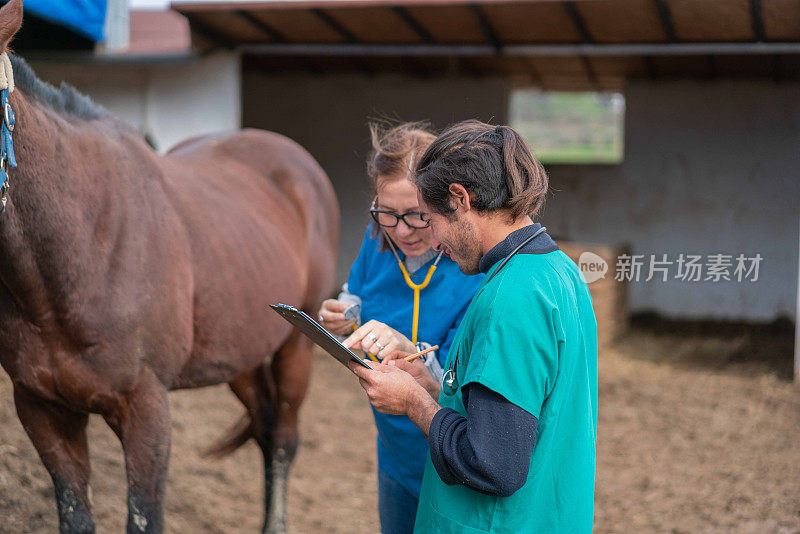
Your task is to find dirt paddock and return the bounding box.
[1,325,799,533]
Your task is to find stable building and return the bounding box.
[13,0,800,375]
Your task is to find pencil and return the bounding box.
[404,345,439,362]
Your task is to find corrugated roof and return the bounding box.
[171,0,800,89]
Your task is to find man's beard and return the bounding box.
[449,218,482,275]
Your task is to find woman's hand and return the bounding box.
[317,299,355,335]
[343,320,416,361]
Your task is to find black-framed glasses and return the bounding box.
[370,208,431,229]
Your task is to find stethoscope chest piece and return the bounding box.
[442,368,459,396]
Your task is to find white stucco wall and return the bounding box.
[28,52,241,153]
[543,80,800,321]
[242,71,511,281]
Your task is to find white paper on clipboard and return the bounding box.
[269,304,373,370]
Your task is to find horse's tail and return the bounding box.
[201,413,253,459]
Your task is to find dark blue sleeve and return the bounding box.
[427,383,538,497]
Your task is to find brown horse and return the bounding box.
[0,1,339,532]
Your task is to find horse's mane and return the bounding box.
[9,55,107,121]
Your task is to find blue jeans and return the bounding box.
[378,468,419,534]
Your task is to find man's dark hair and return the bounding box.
[414,120,548,221]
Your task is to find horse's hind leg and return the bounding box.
[225,332,310,534]
[13,388,95,534]
[227,367,280,533]
[265,330,312,534]
[104,368,171,534]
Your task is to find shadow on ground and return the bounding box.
[621,313,795,380]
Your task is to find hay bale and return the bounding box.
[559,241,629,348]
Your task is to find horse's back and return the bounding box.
[165,127,338,266]
[170,130,335,229]
[167,129,326,188]
[160,129,339,387]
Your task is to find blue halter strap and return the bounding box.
[0,55,16,213]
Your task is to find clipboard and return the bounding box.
[269,304,373,370]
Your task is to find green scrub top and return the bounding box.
[414,249,598,534]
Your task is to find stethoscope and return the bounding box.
[384,231,443,344]
[441,225,547,396]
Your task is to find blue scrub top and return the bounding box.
[347,224,483,497]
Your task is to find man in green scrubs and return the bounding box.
[351,120,598,533]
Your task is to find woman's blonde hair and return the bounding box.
[368,121,436,190]
[367,121,437,250]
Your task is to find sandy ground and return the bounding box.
[1,326,799,533]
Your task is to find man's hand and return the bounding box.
[385,357,441,402]
[348,361,441,436]
[348,361,420,414]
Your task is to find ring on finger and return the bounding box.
[367,332,378,343]
[374,341,385,352]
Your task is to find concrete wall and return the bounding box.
[543,80,800,321]
[242,71,511,281]
[29,52,241,153]
[243,73,797,322]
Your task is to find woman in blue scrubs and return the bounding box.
[317,122,482,534]
[349,120,598,533]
